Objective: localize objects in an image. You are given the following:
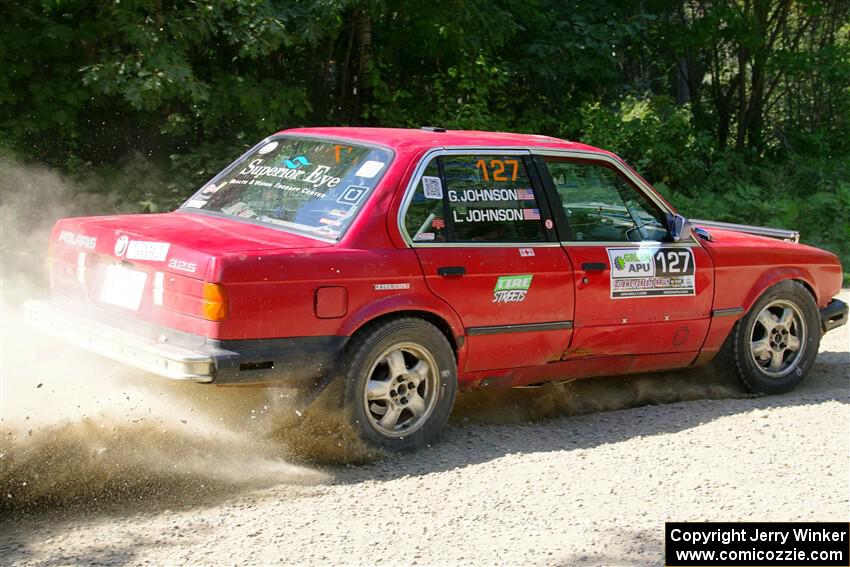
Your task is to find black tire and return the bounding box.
[723,280,820,395]
[342,317,457,451]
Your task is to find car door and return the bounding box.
[532,151,714,359]
[399,149,575,372]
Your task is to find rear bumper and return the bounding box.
[821,298,848,333]
[22,298,345,385]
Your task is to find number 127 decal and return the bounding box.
[606,247,696,298]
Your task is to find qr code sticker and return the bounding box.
[422,176,443,199]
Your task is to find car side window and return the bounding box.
[404,161,448,243]
[403,154,548,244]
[442,155,546,243]
[545,158,669,242]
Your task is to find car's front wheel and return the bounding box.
[725,280,820,395]
[342,317,457,451]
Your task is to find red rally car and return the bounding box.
[24,127,848,451]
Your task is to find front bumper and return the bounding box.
[22,298,345,385]
[820,298,848,333]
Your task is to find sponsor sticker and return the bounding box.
[422,176,443,199]
[257,141,279,155]
[281,155,310,169]
[185,199,207,208]
[493,274,533,303]
[329,208,353,218]
[312,225,337,236]
[58,230,97,250]
[237,159,340,189]
[337,185,369,206]
[374,283,411,291]
[607,247,696,298]
[334,145,354,162]
[413,232,435,241]
[355,160,385,178]
[431,218,446,230]
[126,241,171,262]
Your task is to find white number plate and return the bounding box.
[100,264,148,311]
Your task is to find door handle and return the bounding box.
[582,262,607,272]
[437,266,466,277]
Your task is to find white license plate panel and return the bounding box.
[100,264,147,311]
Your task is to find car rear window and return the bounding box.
[181,136,393,240]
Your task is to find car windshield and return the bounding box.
[181,136,393,240]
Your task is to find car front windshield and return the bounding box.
[181,136,393,240]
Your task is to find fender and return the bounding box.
[339,290,467,354]
[741,266,820,314]
[339,291,470,377]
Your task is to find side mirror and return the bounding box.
[668,213,692,242]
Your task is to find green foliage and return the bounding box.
[0,0,848,279]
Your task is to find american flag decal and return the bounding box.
[516,188,535,200]
[523,208,541,220]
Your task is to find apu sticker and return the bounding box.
[422,176,443,199]
[493,274,533,303]
[607,247,696,298]
[355,160,385,178]
[337,185,368,206]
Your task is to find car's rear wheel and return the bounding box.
[342,317,457,451]
[725,281,820,395]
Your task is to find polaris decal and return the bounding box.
[607,247,696,298]
[58,230,97,250]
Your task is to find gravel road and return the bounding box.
[1,291,847,566]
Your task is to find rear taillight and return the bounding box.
[153,275,228,322]
[201,282,228,321]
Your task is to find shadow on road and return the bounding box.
[1,346,847,565]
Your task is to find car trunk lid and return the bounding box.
[48,211,331,336]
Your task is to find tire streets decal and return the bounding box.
[607,247,696,298]
[493,274,533,303]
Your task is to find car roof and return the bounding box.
[278,126,604,154]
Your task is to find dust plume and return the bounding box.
[0,158,372,516]
[452,364,749,424]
